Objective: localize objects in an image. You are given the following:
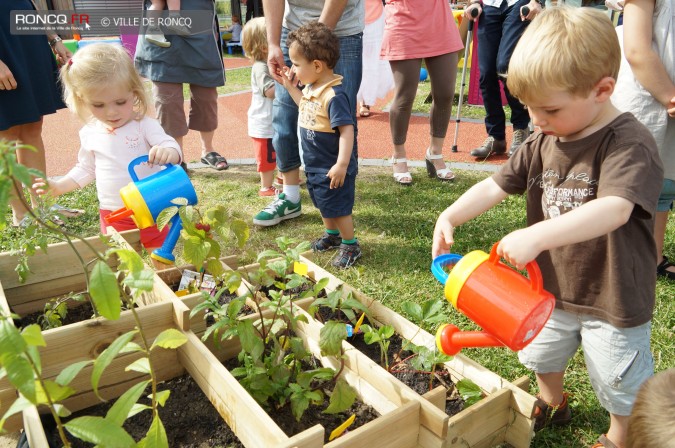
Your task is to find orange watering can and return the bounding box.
[432,243,555,355]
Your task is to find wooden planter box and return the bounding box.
[295,254,537,448]
[0,229,190,432]
[181,293,422,448]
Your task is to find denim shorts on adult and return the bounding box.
[518,308,653,416]
[657,178,675,212]
[306,172,355,219]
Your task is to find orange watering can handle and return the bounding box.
[488,243,544,294]
[105,207,134,223]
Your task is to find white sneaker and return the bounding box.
[145,26,171,48]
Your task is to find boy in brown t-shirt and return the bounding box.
[432,8,664,448]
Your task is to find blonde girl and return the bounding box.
[33,43,183,252]
[242,17,278,196]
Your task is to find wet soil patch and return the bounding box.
[20,299,95,329]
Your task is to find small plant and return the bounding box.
[36,293,86,330]
[359,324,395,369]
[309,287,370,324]
[191,237,358,422]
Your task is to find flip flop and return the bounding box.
[50,204,85,218]
[200,151,229,171]
[359,105,371,117]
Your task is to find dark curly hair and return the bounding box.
[286,21,340,69]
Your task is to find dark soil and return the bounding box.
[259,278,326,301]
[52,374,245,448]
[223,355,379,443]
[204,289,254,326]
[20,300,94,329]
[346,323,465,417]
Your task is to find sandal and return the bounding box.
[391,157,412,186]
[50,204,84,218]
[657,256,675,280]
[359,104,371,117]
[590,434,619,448]
[425,148,455,182]
[200,151,229,171]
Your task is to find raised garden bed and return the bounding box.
[0,229,190,433]
[295,254,538,448]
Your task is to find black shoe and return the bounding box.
[311,232,342,252]
[470,136,507,159]
[509,128,531,157]
[533,393,572,431]
[657,256,675,280]
[331,242,362,268]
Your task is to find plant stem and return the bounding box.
[127,294,158,413]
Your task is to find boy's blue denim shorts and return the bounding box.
[657,178,675,212]
[306,172,355,219]
[518,308,653,416]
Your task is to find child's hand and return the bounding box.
[148,146,180,166]
[326,164,347,189]
[432,211,455,258]
[668,96,675,118]
[497,229,542,270]
[280,66,300,89]
[32,177,51,196]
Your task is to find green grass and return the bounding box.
[3,165,673,448]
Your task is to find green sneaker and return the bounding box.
[253,193,301,227]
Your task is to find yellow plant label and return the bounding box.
[353,312,366,334]
[294,261,308,276]
[328,414,355,441]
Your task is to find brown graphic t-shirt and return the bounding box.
[493,113,664,328]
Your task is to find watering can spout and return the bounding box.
[435,324,503,355]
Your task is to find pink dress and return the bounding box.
[380,0,463,61]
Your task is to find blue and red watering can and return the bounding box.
[104,156,198,264]
[431,243,555,355]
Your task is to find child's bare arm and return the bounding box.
[432,178,509,258]
[498,195,634,269]
[326,124,353,189]
[32,176,80,198]
[264,85,275,99]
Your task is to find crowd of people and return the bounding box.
[1,0,673,447]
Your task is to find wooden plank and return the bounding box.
[274,425,324,448]
[446,388,511,447]
[417,426,448,448]
[505,392,535,448]
[512,375,530,392]
[327,401,420,448]
[178,331,289,448]
[422,386,446,411]
[23,406,50,448]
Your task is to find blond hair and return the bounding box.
[60,43,148,123]
[507,7,620,103]
[626,369,675,448]
[242,17,268,63]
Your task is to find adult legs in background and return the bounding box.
[389,58,422,185]
[1,120,46,224]
[425,51,459,180]
[655,178,675,278]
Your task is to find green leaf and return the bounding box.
[324,378,356,414]
[65,416,136,447]
[89,261,121,320]
[155,390,170,407]
[120,341,143,354]
[125,357,151,374]
[230,219,250,248]
[128,403,152,419]
[401,301,423,323]
[92,330,138,399]
[20,325,45,347]
[182,235,210,269]
[137,414,168,448]
[105,380,150,426]
[0,396,32,428]
[123,269,156,293]
[55,360,92,386]
[319,321,347,358]
[3,354,35,403]
[110,248,145,274]
[456,379,484,406]
[205,257,224,278]
[150,328,188,350]
[36,380,75,403]
[156,206,178,232]
[0,319,26,359]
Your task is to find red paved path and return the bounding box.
[41,56,511,176]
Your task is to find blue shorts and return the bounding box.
[657,178,675,212]
[306,172,355,219]
[518,308,653,416]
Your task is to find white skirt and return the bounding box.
[357,11,394,107]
